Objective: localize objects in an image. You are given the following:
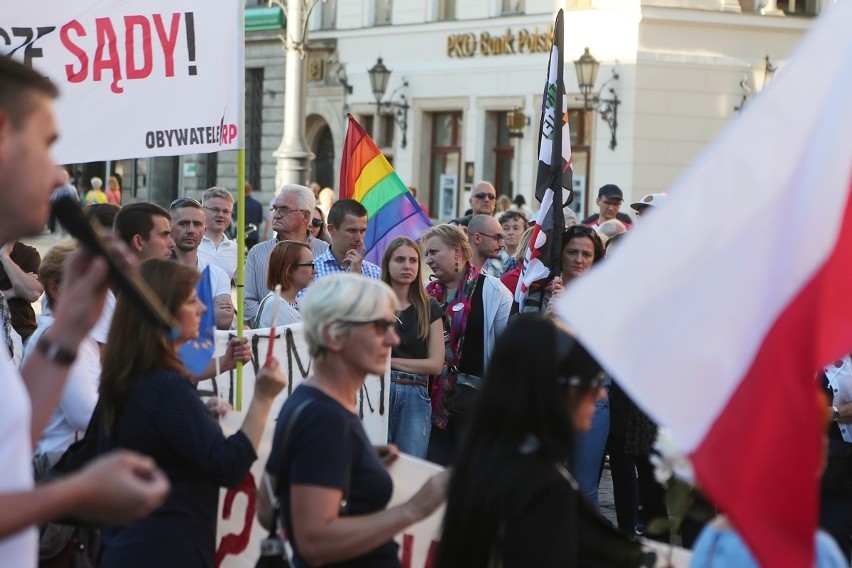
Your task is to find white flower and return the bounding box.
[650,427,695,486]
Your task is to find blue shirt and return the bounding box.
[313,248,382,282]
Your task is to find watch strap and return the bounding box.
[36,336,77,365]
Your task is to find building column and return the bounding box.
[273,0,314,190]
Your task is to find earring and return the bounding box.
[454,258,459,273]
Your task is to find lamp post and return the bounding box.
[574,47,620,151]
[367,57,410,149]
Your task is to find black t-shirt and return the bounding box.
[457,275,485,377]
[391,298,443,360]
[266,385,399,568]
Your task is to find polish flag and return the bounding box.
[555,3,852,566]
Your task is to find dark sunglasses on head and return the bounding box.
[169,197,202,210]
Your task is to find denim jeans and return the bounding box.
[573,397,610,510]
[388,372,431,459]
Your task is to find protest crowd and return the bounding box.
[3,26,852,568]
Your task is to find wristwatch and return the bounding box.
[36,336,77,366]
[832,406,840,422]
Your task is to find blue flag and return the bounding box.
[178,266,216,376]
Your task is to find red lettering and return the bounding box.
[424,539,439,568]
[124,15,152,80]
[401,533,414,568]
[226,124,237,144]
[93,17,123,94]
[215,473,257,567]
[153,13,181,78]
[60,20,88,83]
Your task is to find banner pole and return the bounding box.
[235,0,247,411]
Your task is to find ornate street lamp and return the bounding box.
[367,57,410,149]
[574,47,621,150]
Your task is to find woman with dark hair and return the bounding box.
[381,237,444,458]
[98,259,287,567]
[436,315,643,567]
[549,224,611,512]
[255,240,316,328]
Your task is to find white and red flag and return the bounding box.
[515,8,572,312]
[556,2,852,566]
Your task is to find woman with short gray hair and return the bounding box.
[259,274,448,567]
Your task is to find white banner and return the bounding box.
[212,326,685,567]
[2,0,243,163]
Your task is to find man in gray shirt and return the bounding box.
[244,184,329,325]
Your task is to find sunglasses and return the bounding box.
[295,262,315,269]
[311,218,324,228]
[473,193,497,201]
[169,197,202,210]
[339,316,402,335]
[561,372,606,391]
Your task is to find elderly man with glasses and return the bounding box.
[244,184,329,326]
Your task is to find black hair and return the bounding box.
[513,194,526,207]
[0,57,59,128]
[561,224,605,263]
[113,202,170,245]
[437,315,601,566]
[84,203,120,230]
[327,198,367,227]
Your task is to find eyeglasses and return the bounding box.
[204,206,232,217]
[339,316,402,335]
[169,197,202,210]
[473,193,497,201]
[270,205,308,216]
[311,218,324,228]
[477,232,504,243]
[295,262,315,269]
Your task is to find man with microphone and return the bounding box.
[0,58,170,565]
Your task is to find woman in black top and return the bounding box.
[437,315,643,568]
[259,274,448,568]
[381,237,444,458]
[97,260,287,567]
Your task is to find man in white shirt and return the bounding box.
[169,198,235,329]
[0,56,168,567]
[198,186,238,280]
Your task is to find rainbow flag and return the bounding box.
[339,114,432,264]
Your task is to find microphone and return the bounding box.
[52,196,180,338]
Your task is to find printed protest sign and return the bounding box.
[2,0,243,163]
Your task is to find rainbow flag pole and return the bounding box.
[339,114,432,264]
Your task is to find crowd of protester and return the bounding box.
[2,55,851,567]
